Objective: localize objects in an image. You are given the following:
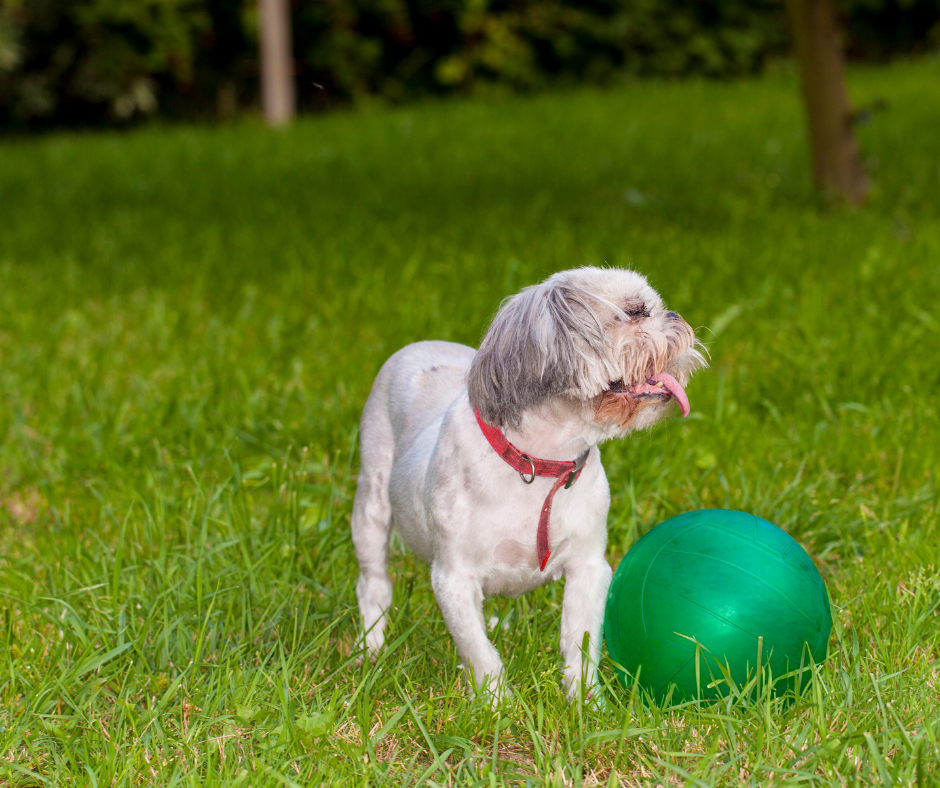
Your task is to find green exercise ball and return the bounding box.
[604,509,831,704]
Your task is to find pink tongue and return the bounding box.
[647,372,690,418]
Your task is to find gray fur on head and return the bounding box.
[467,266,704,429]
[468,275,607,429]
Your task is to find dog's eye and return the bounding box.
[626,306,650,319]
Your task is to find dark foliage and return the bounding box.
[0,0,937,127]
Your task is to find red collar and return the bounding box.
[473,408,589,571]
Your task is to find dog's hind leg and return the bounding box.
[351,398,395,657]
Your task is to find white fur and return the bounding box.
[351,266,705,700]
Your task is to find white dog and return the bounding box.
[351,266,705,700]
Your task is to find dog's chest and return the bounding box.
[478,489,589,596]
[422,409,610,597]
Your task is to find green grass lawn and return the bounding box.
[1,56,940,786]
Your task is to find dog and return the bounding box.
[351,266,705,700]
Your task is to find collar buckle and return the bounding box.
[519,455,536,484]
[565,449,590,488]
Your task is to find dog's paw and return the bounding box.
[461,663,512,707]
[353,651,377,669]
[565,678,609,711]
[584,688,611,714]
[481,682,514,710]
[353,635,381,668]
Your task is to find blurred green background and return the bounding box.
[1,0,938,127]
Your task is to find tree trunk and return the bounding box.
[259,0,295,127]
[786,0,867,205]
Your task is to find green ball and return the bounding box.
[604,509,831,704]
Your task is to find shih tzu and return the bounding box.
[351,266,706,700]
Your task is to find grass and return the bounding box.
[1,55,940,785]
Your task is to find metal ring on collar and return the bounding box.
[519,455,535,484]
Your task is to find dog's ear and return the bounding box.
[468,279,607,429]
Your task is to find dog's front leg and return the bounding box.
[560,556,612,700]
[430,561,506,697]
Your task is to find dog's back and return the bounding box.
[366,340,476,460]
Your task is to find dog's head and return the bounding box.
[467,266,706,438]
